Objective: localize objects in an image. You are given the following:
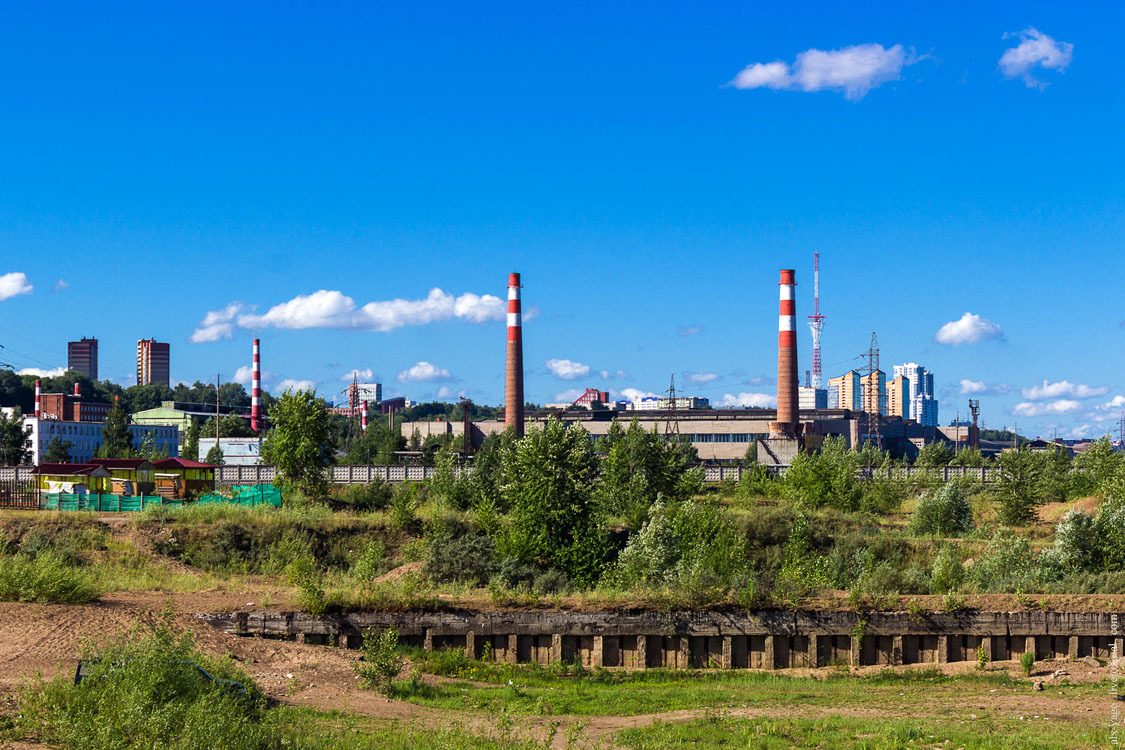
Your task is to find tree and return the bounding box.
[915,441,955,468]
[200,413,255,439]
[137,431,170,461]
[260,388,333,497]
[98,402,135,458]
[343,415,404,465]
[1072,436,1122,496]
[0,410,32,465]
[949,446,984,467]
[44,437,73,463]
[993,448,1048,525]
[204,444,224,466]
[783,435,862,511]
[183,420,201,462]
[500,417,607,586]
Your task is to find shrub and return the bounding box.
[14,623,275,750]
[493,556,539,591]
[349,539,389,581]
[0,551,101,604]
[859,474,907,514]
[993,449,1049,525]
[915,441,954,468]
[423,531,496,586]
[532,568,571,595]
[783,436,862,511]
[391,483,423,532]
[355,626,404,695]
[930,545,965,595]
[737,463,780,500]
[1051,509,1101,572]
[1020,650,1035,677]
[970,529,1038,593]
[339,480,394,511]
[909,483,974,537]
[1096,495,1125,570]
[286,554,326,615]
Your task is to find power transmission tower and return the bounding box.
[665,374,680,440]
[861,332,881,450]
[1118,412,1125,446]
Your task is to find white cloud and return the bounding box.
[277,379,317,393]
[232,365,254,385]
[435,385,465,400]
[190,303,245,343]
[686,371,718,385]
[1069,424,1093,438]
[599,369,628,380]
[17,366,65,377]
[731,43,914,100]
[545,358,590,380]
[1100,395,1125,410]
[1012,399,1081,417]
[236,288,504,332]
[397,361,451,383]
[1000,28,1073,88]
[618,388,657,402]
[679,325,704,337]
[716,392,775,409]
[341,368,374,381]
[959,379,988,395]
[0,272,33,300]
[1021,380,1108,401]
[53,279,69,291]
[934,312,1004,345]
[552,388,585,403]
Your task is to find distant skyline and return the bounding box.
[0,2,1121,439]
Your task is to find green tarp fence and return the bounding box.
[41,485,281,512]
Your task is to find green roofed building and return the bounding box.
[131,401,251,449]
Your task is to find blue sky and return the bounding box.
[0,2,1121,438]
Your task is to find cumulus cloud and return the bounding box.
[397,361,451,383]
[716,392,775,408]
[934,312,1004,345]
[1000,28,1073,88]
[1101,395,1125,410]
[545,358,590,381]
[190,303,245,343]
[277,379,317,393]
[1021,380,1108,401]
[1069,424,1093,438]
[679,325,704,337]
[731,43,914,100]
[232,365,276,387]
[193,288,506,341]
[959,379,988,395]
[552,388,585,403]
[618,388,657,401]
[599,369,628,380]
[435,385,466,400]
[1012,399,1081,417]
[53,279,69,291]
[686,371,718,385]
[0,272,33,300]
[17,366,66,377]
[341,368,374,381]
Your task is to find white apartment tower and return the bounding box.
[892,362,938,427]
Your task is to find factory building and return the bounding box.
[38,384,108,423]
[631,396,710,411]
[23,417,178,465]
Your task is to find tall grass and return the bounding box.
[0,551,100,603]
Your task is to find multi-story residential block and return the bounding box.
[67,337,98,380]
[827,371,862,411]
[136,339,170,387]
[892,362,939,427]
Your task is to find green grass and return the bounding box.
[614,713,1109,749]
[0,550,101,603]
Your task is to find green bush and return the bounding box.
[286,554,326,615]
[390,483,423,532]
[783,436,862,511]
[970,529,1038,593]
[423,531,496,586]
[993,449,1050,525]
[338,480,394,511]
[930,545,965,594]
[0,551,100,603]
[355,626,404,695]
[909,483,974,537]
[14,623,277,750]
[1020,650,1035,677]
[1051,509,1101,571]
[1096,495,1125,570]
[349,539,390,581]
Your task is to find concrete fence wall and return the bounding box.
[212,463,1000,485]
[198,608,1123,670]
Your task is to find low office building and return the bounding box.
[198,437,264,466]
[22,418,179,465]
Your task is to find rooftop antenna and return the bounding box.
[807,252,826,391]
[968,399,980,450]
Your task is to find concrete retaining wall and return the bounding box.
[197,609,1124,669]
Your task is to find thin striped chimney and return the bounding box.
[505,272,525,437]
[361,400,368,432]
[74,382,81,398]
[769,269,801,439]
[34,380,40,418]
[250,338,261,433]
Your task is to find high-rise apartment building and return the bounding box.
[827,371,862,411]
[886,374,909,418]
[859,370,887,415]
[892,362,938,427]
[136,339,170,387]
[67,337,98,380]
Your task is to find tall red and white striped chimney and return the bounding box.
[769,269,801,439]
[505,272,525,437]
[34,380,40,418]
[361,400,368,432]
[250,338,261,433]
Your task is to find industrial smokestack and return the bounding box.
[769,269,801,439]
[34,380,40,418]
[505,272,525,437]
[74,382,81,398]
[361,400,368,432]
[251,338,262,433]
